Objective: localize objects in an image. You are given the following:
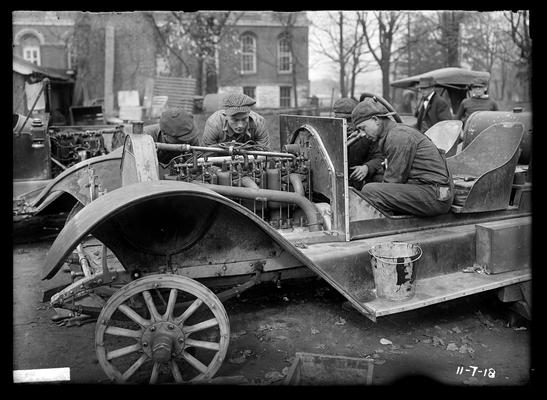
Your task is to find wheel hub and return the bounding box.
[141,321,185,362]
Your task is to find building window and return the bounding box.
[280,86,292,108]
[278,37,292,73]
[23,46,41,66]
[240,34,256,74]
[243,86,256,99]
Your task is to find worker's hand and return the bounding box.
[350,165,369,182]
[347,130,363,141]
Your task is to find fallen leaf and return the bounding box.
[446,343,459,351]
[311,328,320,335]
[265,371,284,381]
[452,327,462,334]
[282,296,289,302]
[380,338,393,345]
[230,330,248,339]
[334,317,346,326]
[434,325,442,330]
[432,336,445,347]
[228,355,246,364]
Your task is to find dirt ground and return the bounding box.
[13,239,532,386]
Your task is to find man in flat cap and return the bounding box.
[455,77,498,125]
[333,97,384,190]
[351,97,454,217]
[201,93,270,149]
[143,107,199,164]
[414,76,452,133]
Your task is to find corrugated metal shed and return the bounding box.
[152,76,197,113]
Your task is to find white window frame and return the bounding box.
[243,86,256,99]
[277,37,292,74]
[240,34,256,74]
[23,45,41,66]
[280,86,292,108]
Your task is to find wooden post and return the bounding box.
[104,24,115,118]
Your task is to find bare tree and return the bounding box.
[311,11,369,99]
[147,11,242,96]
[358,11,404,102]
[503,10,531,100]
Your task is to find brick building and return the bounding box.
[13,11,310,116]
[217,12,310,108]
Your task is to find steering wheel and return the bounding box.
[358,92,402,123]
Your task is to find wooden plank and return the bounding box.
[361,268,531,318]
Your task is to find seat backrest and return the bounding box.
[424,120,462,156]
[446,122,524,178]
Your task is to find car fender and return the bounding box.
[41,180,324,281]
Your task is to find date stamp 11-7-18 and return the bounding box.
[456,365,496,378]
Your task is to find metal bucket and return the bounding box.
[368,242,422,301]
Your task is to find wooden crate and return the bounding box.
[284,352,374,385]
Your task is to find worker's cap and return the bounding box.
[223,93,256,116]
[417,76,437,89]
[470,77,488,88]
[351,97,395,127]
[333,98,358,118]
[160,107,197,140]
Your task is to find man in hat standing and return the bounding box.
[333,97,384,190]
[143,107,199,164]
[414,76,452,133]
[351,97,454,217]
[202,93,270,149]
[455,77,498,125]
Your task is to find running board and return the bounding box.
[357,268,531,321]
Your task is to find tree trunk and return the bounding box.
[381,60,391,102]
[441,12,461,67]
[338,12,347,98]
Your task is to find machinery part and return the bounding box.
[95,274,229,383]
[15,78,50,137]
[195,183,323,231]
[155,143,296,160]
[121,133,160,186]
[29,147,123,209]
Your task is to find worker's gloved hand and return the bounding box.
[350,165,369,182]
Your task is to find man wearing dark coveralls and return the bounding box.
[414,76,452,133]
[201,93,271,149]
[352,98,454,217]
[333,97,384,190]
[143,107,199,164]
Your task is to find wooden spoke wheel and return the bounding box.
[95,274,230,383]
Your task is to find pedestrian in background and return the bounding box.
[414,76,452,133]
[455,77,499,126]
